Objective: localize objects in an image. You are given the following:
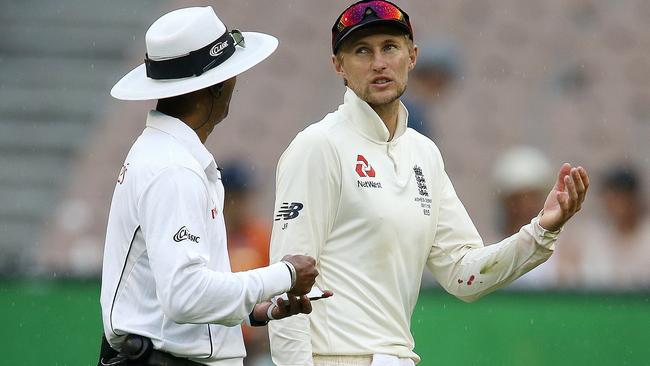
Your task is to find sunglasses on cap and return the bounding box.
[332,1,412,53]
[336,1,406,30]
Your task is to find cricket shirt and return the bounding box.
[268,88,559,365]
[100,110,291,366]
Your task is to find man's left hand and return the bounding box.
[539,163,589,232]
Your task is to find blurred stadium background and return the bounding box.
[1,0,649,365]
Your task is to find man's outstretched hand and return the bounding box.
[539,163,589,232]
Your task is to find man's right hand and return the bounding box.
[282,254,318,295]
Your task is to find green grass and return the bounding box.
[1,280,649,365]
[0,280,102,366]
[412,290,650,365]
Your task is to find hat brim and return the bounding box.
[111,32,278,100]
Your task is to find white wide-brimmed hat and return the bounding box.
[111,6,278,100]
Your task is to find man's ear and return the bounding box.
[332,54,345,78]
[409,44,419,71]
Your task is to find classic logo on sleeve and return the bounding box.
[173,226,200,243]
[274,202,304,221]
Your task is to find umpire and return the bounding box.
[99,6,318,366]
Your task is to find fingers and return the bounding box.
[565,173,578,211]
[580,166,590,189]
[556,163,572,191]
[572,167,588,210]
[274,295,314,319]
[558,165,590,216]
[299,295,312,314]
[320,290,334,299]
[273,298,286,319]
[287,294,301,314]
[557,191,570,213]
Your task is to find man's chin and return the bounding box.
[364,91,401,107]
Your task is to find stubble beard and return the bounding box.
[360,82,407,108]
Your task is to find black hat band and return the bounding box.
[145,30,236,80]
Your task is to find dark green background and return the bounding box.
[1,280,648,365]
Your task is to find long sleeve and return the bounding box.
[139,166,291,325]
[268,129,341,366]
[427,171,559,303]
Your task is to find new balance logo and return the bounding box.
[275,202,304,221]
[173,226,200,243]
[355,155,376,177]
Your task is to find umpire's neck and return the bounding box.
[155,77,237,143]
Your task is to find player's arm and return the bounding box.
[268,129,340,366]
[140,166,294,326]
[427,163,587,303]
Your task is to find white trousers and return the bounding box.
[313,354,416,366]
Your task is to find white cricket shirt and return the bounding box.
[100,111,291,366]
[268,88,559,365]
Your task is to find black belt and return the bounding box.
[99,334,204,366]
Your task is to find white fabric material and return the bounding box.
[268,88,559,365]
[371,354,415,366]
[110,7,278,100]
[100,111,291,365]
[313,355,372,366]
[145,7,225,59]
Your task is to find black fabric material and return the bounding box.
[145,31,235,80]
[98,334,205,366]
[248,311,269,327]
[331,0,412,53]
[99,334,120,366]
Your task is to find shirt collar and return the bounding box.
[145,110,216,172]
[339,87,409,143]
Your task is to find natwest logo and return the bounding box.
[355,155,376,178]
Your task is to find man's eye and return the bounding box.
[384,44,398,51]
[355,47,370,54]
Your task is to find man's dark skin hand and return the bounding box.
[282,254,318,295]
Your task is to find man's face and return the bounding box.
[333,26,417,107]
[211,76,237,125]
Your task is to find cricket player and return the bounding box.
[99,7,322,366]
[268,1,589,365]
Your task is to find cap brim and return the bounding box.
[334,19,411,53]
[110,32,278,100]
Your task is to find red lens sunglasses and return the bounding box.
[337,1,405,30]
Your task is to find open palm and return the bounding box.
[539,163,589,232]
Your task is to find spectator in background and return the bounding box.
[492,146,554,237]
[221,161,274,366]
[558,165,650,290]
[401,39,461,137]
[222,162,271,272]
[491,146,558,288]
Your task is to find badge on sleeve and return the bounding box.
[173,226,200,243]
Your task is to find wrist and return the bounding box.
[249,304,269,327]
[281,260,297,291]
[266,301,278,321]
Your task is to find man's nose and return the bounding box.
[371,53,388,71]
